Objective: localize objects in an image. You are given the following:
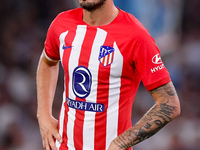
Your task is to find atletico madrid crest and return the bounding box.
[98,46,115,67]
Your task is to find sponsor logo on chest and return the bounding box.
[67,98,105,112]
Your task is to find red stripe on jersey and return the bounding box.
[73,27,97,150]
[61,27,77,150]
[102,56,106,65]
[95,66,110,150]
[94,36,111,150]
[117,57,139,150]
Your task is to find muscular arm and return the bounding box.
[36,51,62,150]
[37,51,59,117]
[109,81,181,150]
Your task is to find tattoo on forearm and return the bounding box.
[144,122,151,129]
[113,83,177,149]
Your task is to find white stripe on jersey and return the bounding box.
[56,91,66,149]
[67,25,87,150]
[108,52,113,65]
[106,42,123,149]
[83,28,107,150]
[55,32,69,149]
[59,31,69,63]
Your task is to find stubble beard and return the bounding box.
[79,0,106,11]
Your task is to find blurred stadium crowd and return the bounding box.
[0,0,199,149]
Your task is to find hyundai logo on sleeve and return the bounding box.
[152,53,163,64]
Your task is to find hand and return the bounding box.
[37,115,63,150]
[108,141,124,150]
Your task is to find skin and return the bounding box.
[36,0,181,149]
[79,0,119,26]
[79,0,106,11]
[37,53,61,150]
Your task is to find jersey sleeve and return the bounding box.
[133,33,171,91]
[44,16,61,61]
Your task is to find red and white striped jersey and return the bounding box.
[44,8,171,150]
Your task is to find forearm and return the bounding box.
[36,52,59,117]
[112,82,181,149]
[113,103,176,149]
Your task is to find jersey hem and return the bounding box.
[145,76,171,91]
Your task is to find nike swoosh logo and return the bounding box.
[62,45,73,50]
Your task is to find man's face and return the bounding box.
[78,0,106,11]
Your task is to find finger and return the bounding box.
[40,129,48,149]
[53,132,63,143]
[48,135,57,150]
[42,136,45,149]
[44,136,51,150]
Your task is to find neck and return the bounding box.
[82,1,119,26]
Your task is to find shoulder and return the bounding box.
[47,8,83,35]
[119,10,146,30]
[54,7,82,23]
[115,9,152,41]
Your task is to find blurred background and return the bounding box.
[0,0,199,149]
